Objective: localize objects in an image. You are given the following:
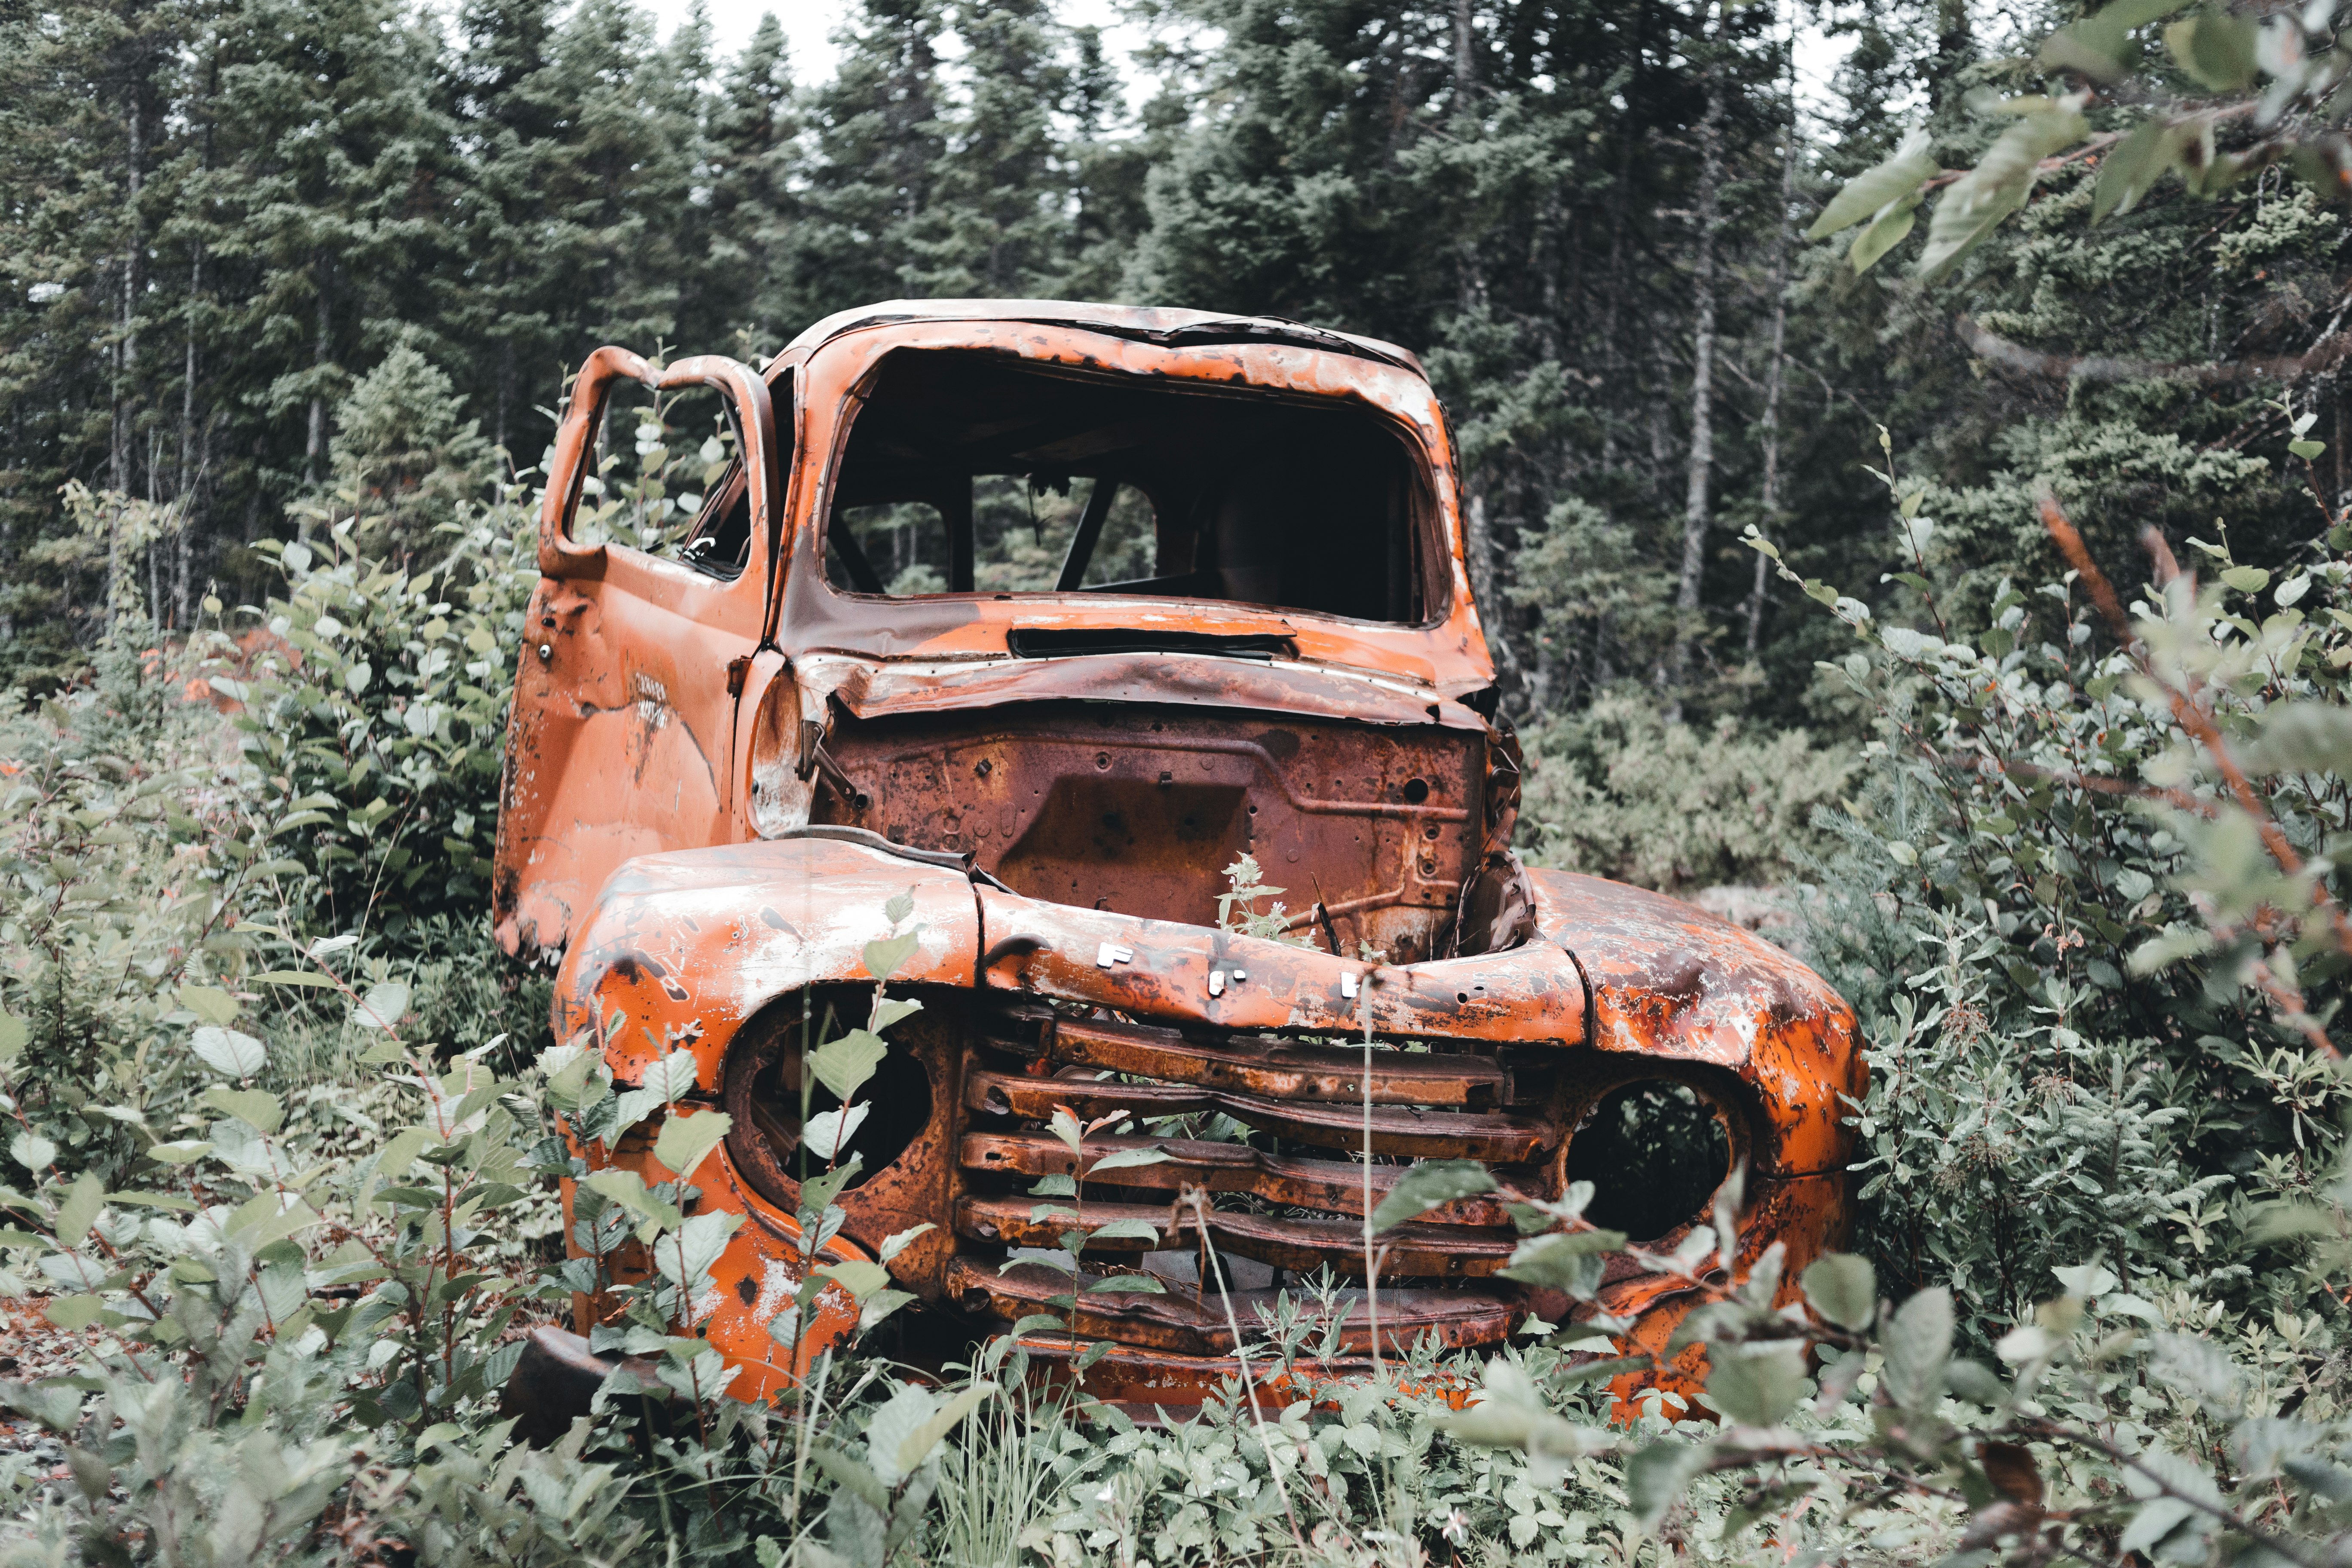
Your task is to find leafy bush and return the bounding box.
[1703,406,2352,1330]
[1517,690,1853,893]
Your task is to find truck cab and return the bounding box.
[493,301,1859,1410]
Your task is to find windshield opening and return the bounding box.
[821,349,1437,625]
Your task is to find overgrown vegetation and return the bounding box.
[14,0,2352,1562]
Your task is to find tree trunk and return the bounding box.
[1667,0,1724,721]
[1935,0,1973,110]
[1748,32,1801,661]
[496,329,514,458]
[1449,0,1514,688]
[304,251,331,497]
[113,97,144,502]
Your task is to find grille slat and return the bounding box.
[1020,1015,1517,1108]
[957,1131,1522,1226]
[956,1195,1518,1278]
[965,1068,1554,1161]
[950,1256,1524,1357]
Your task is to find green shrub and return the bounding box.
[1517,690,1853,893]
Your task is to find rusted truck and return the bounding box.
[492,299,1859,1416]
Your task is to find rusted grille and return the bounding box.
[949,1004,1559,1357]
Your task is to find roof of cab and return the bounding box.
[776,297,1426,379]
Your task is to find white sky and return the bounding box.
[640,0,1146,85]
[640,0,1868,134]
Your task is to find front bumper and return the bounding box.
[538,839,1859,1412]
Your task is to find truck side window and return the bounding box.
[650,369,792,581]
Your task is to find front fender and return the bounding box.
[551,837,983,1093]
[545,838,983,1402]
[1527,869,1861,1177]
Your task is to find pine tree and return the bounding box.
[905,0,1070,297]
[203,0,456,515]
[441,0,568,456]
[790,0,949,315]
[704,15,801,354]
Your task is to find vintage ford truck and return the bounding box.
[491,299,1859,1415]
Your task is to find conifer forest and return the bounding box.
[19,0,2352,1562]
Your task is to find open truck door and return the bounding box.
[492,349,787,958]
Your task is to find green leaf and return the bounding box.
[1083,1218,1165,1246]
[2095,116,2191,222]
[2291,438,2326,460]
[1498,1227,1627,1298]
[808,1029,888,1103]
[2165,9,2257,91]
[190,1025,267,1078]
[144,1140,211,1167]
[811,1444,890,1513]
[1881,1286,1954,1411]
[1626,1439,1708,1530]
[1371,1159,1499,1233]
[643,1049,699,1102]
[1916,97,2091,283]
[870,997,923,1032]
[2119,1497,2200,1556]
[0,1012,23,1069]
[1807,130,1939,239]
[582,1169,680,1233]
[893,1381,995,1482]
[1703,1340,1810,1427]
[1801,1253,1879,1331]
[227,1192,321,1247]
[652,1109,732,1182]
[1946,1358,2010,1406]
[250,970,337,988]
[879,1222,934,1264]
[859,1288,918,1329]
[814,1259,891,1301]
[2221,565,2270,592]
[863,931,921,982]
[55,1172,105,1247]
[175,986,238,1027]
[9,1134,55,1173]
[374,1126,432,1180]
[797,1156,864,1223]
[352,981,410,1032]
[201,1085,284,1135]
[1847,191,1920,273]
[2039,0,2191,81]
[2245,704,2352,776]
[1086,1271,1165,1293]
[1084,1147,1174,1176]
[883,889,916,925]
[803,1103,868,1161]
[44,1294,106,1330]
